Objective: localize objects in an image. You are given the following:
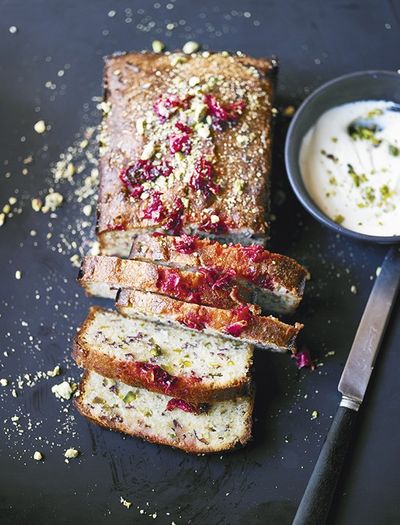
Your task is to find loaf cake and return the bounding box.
[78,255,250,308]
[130,233,308,313]
[73,307,253,402]
[116,289,302,352]
[97,51,278,256]
[75,370,254,453]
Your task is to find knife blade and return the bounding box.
[293,245,400,525]
[338,246,400,410]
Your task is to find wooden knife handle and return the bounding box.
[292,405,358,525]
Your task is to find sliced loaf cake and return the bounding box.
[78,255,250,308]
[75,370,254,454]
[116,289,302,353]
[130,233,308,314]
[73,307,253,403]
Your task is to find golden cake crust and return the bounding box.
[97,51,278,252]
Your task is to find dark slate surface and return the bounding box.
[0,1,399,524]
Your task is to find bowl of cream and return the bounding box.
[285,70,400,243]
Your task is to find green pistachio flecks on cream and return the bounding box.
[299,100,400,236]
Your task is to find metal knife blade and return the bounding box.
[338,246,400,411]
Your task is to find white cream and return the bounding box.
[299,100,400,236]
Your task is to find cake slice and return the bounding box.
[73,307,253,403]
[78,255,250,308]
[130,233,308,314]
[75,370,253,454]
[97,52,278,256]
[116,289,302,353]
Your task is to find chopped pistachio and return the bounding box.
[152,40,165,53]
[388,144,400,156]
[2,203,11,214]
[136,117,146,135]
[182,41,200,54]
[347,164,367,187]
[380,184,393,201]
[140,141,156,160]
[8,196,17,205]
[170,54,187,66]
[122,391,137,404]
[0,213,5,227]
[334,214,345,225]
[311,410,319,420]
[150,345,162,357]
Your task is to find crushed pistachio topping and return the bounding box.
[151,40,165,53]
[182,41,200,54]
[334,214,345,224]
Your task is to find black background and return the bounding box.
[1,1,400,524]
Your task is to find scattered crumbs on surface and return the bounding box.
[282,105,295,117]
[41,191,63,213]
[311,410,319,420]
[120,497,132,509]
[47,365,61,377]
[34,120,47,134]
[33,451,43,461]
[350,285,357,294]
[15,270,22,280]
[64,448,79,460]
[82,204,92,217]
[31,197,43,212]
[51,381,77,400]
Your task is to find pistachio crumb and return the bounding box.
[152,40,165,53]
[182,41,200,54]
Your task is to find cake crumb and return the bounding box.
[0,378,8,387]
[64,448,79,459]
[33,451,43,461]
[120,496,132,509]
[51,381,76,400]
[15,270,22,280]
[34,120,46,134]
[350,285,357,294]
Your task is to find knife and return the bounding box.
[293,246,400,525]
